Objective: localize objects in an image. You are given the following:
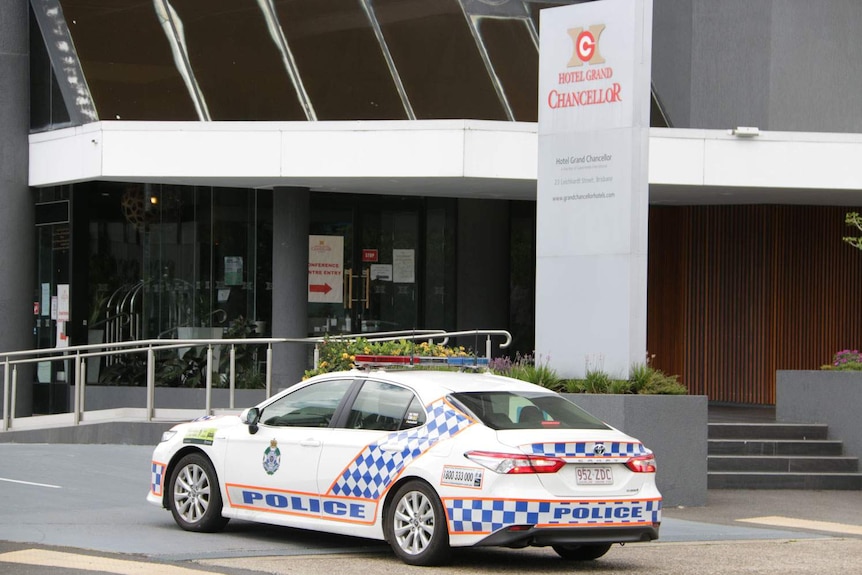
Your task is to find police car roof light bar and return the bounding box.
[352,354,490,369]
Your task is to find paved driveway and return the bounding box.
[1,443,861,574]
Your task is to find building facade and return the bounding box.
[4,0,862,416]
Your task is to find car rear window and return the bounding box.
[450,391,610,430]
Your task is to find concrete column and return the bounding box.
[0,0,34,417]
[271,187,309,389]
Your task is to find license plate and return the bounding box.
[575,466,614,485]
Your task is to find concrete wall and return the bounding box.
[776,371,862,462]
[566,393,708,507]
[0,421,171,445]
[652,0,862,132]
[652,0,692,128]
[0,0,35,417]
[84,387,267,411]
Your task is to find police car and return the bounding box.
[148,360,661,565]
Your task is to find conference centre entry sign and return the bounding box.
[536,0,653,378]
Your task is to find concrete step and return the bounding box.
[708,455,859,473]
[707,439,844,456]
[708,471,862,490]
[708,438,845,456]
[708,422,828,440]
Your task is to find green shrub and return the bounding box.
[609,378,632,394]
[492,353,562,390]
[304,336,475,379]
[561,363,687,395]
[583,369,612,393]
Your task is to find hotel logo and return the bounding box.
[567,24,606,67]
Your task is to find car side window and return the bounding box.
[345,380,426,432]
[261,379,352,427]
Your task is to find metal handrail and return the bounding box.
[1,328,512,432]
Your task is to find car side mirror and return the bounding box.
[243,407,261,434]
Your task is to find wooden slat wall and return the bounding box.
[648,205,862,405]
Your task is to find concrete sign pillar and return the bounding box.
[536,0,653,378]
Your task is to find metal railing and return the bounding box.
[1,329,511,432]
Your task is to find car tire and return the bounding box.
[167,452,229,533]
[552,543,613,561]
[384,480,450,566]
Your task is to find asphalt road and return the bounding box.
[1,443,861,575]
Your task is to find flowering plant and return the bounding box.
[829,349,862,370]
[304,337,473,379]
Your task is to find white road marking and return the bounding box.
[738,515,862,536]
[0,549,223,575]
[0,477,61,489]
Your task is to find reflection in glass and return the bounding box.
[54,0,592,123]
[153,0,211,120]
[166,0,306,120]
[476,17,538,122]
[31,0,97,126]
[78,182,272,348]
[274,0,408,120]
[373,0,507,120]
[59,0,199,120]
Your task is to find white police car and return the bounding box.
[148,365,661,565]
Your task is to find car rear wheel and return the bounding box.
[552,543,613,561]
[167,452,229,533]
[385,480,449,566]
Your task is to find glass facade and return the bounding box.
[34,183,274,351]
[31,0,563,125]
[26,0,603,400]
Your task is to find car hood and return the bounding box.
[168,413,244,434]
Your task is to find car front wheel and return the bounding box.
[553,543,613,560]
[384,480,450,566]
[167,452,229,533]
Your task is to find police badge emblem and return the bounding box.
[263,438,281,475]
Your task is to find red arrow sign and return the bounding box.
[309,283,332,295]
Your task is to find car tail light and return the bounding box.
[465,451,565,474]
[625,454,657,473]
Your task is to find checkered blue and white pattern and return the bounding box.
[447,499,552,533]
[446,498,661,534]
[151,462,166,496]
[328,399,473,499]
[527,441,648,458]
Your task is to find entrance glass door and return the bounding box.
[309,197,421,336]
[353,207,419,333]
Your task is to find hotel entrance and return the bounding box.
[308,194,456,337]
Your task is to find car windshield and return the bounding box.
[450,391,610,430]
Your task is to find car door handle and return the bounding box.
[300,439,321,447]
[380,443,406,453]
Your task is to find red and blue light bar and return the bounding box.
[353,354,490,367]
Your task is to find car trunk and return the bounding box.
[494,429,654,498]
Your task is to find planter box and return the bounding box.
[777,370,862,461]
[564,394,708,507]
[85,386,267,411]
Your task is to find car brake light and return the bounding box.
[625,454,657,473]
[465,451,565,474]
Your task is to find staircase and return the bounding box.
[708,420,862,490]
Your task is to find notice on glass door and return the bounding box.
[224,256,243,286]
[393,249,415,283]
[370,264,392,281]
[308,235,344,303]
